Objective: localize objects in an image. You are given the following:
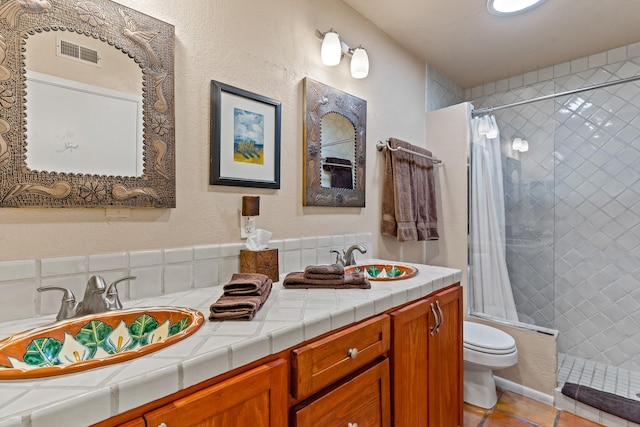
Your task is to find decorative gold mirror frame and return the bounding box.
[303,78,366,207]
[0,0,175,207]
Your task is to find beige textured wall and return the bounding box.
[0,0,426,261]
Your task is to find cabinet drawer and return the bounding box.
[291,314,390,399]
[293,358,390,427]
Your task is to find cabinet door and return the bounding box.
[389,299,430,427]
[390,285,463,427]
[144,359,287,427]
[427,285,463,427]
[293,358,390,427]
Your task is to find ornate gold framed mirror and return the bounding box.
[0,0,175,207]
[303,78,366,207]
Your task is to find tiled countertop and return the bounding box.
[0,260,461,427]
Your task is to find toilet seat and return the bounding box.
[463,321,516,355]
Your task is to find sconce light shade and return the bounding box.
[350,47,369,79]
[321,30,342,66]
[512,137,523,151]
[241,195,260,216]
[512,137,529,152]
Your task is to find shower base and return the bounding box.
[556,353,640,426]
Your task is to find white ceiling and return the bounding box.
[341,0,640,89]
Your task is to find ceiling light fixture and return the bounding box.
[316,29,370,79]
[487,0,546,16]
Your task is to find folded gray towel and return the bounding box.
[283,271,370,289]
[561,382,640,424]
[304,264,344,277]
[223,273,271,296]
[210,280,272,321]
[303,264,345,280]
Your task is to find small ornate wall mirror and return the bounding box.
[0,0,175,207]
[303,78,366,207]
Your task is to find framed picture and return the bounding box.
[210,81,281,188]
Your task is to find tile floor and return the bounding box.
[464,390,605,426]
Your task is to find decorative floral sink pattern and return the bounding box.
[346,263,418,281]
[0,307,204,380]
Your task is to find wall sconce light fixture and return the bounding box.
[321,29,342,66]
[512,137,529,152]
[241,195,260,239]
[316,29,369,79]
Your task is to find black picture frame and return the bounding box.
[210,81,281,189]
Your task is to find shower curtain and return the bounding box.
[469,115,519,321]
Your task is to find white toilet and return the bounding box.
[463,321,518,409]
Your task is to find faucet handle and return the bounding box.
[37,286,77,321]
[330,250,345,266]
[106,276,136,311]
[107,276,137,295]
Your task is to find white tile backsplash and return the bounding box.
[88,252,127,272]
[41,256,87,277]
[0,260,36,281]
[164,247,193,264]
[0,234,372,323]
[129,249,162,267]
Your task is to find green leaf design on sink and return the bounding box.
[386,266,403,277]
[14,315,192,369]
[170,317,190,336]
[366,265,382,277]
[345,263,418,281]
[0,307,204,379]
[129,314,159,346]
[76,320,113,358]
[23,338,62,367]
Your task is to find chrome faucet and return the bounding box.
[330,244,367,266]
[38,275,136,321]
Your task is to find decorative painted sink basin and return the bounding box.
[0,307,204,380]
[346,263,418,281]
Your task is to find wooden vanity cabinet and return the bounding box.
[291,314,391,426]
[292,358,390,427]
[96,283,463,427]
[390,284,463,427]
[143,359,287,427]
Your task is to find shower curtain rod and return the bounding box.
[471,73,640,117]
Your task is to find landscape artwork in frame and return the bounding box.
[210,81,281,188]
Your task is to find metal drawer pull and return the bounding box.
[430,303,439,336]
[158,423,167,427]
[435,300,444,333]
[348,423,358,427]
[347,348,359,359]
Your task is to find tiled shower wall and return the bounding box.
[469,41,640,372]
[0,233,371,324]
[426,64,464,112]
